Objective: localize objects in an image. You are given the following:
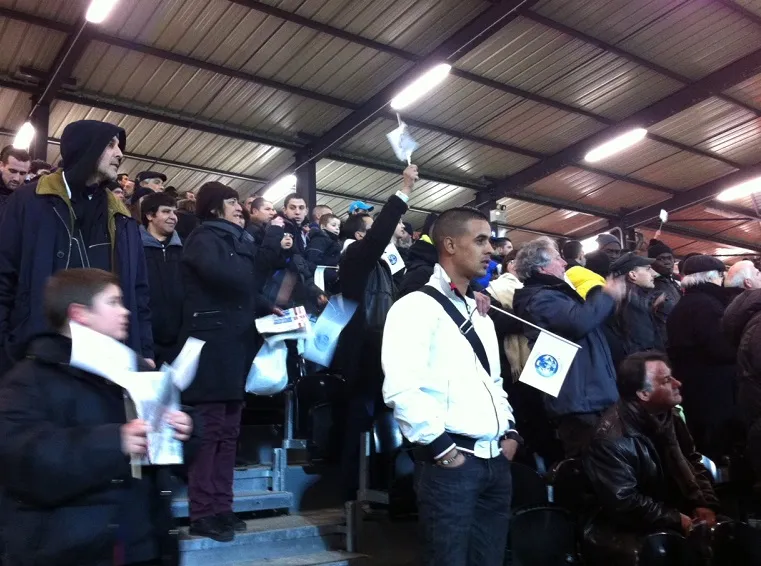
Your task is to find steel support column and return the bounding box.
[29,101,49,160]
[295,157,317,211]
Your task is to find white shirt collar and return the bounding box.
[430,264,476,306]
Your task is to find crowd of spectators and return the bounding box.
[0,118,758,564]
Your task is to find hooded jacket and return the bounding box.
[140,226,183,364]
[604,283,663,368]
[566,265,605,299]
[0,121,153,371]
[398,236,438,298]
[513,273,618,417]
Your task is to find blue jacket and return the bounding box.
[0,171,153,371]
[513,273,618,417]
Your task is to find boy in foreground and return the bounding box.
[0,268,194,566]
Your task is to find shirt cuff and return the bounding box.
[395,190,410,203]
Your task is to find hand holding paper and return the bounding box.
[165,410,193,442]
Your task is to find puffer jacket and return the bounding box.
[584,401,719,533]
[723,289,761,476]
[513,273,618,417]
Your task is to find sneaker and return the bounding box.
[216,511,247,533]
[189,516,235,542]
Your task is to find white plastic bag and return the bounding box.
[246,340,288,395]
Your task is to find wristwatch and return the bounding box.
[437,451,461,466]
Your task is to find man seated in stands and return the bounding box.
[583,351,719,564]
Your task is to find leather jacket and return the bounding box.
[583,401,719,533]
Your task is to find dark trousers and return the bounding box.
[188,401,243,521]
[415,453,512,566]
[556,413,602,457]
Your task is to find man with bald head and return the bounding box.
[725,260,761,290]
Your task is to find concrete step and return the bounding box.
[230,550,364,565]
[173,490,293,518]
[180,508,347,566]
[173,465,275,500]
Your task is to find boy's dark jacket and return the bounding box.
[0,333,199,566]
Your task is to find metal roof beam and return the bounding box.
[522,10,761,117]
[31,15,92,117]
[293,0,536,168]
[622,163,761,228]
[642,220,761,252]
[491,47,761,198]
[0,7,749,167]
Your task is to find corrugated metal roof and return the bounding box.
[533,0,761,79]
[587,138,679,176]
[456,16,683,120]
[0,17,67,78]
[637,227,697,253]
[0,87,34,129]
[495,197,556,227]
[696,117,761,166]
[525,210,608,236]
[628,151,738,191]
[316,160,476,213]
[0,0,87,24]
[74,41,351,137]
[716,219,761,244]
[648,97,758,146]
[668,205,749,235]
[725,71,761,111]
[526,167,669,212]
[48,100,296,180]
[339,118,538,179]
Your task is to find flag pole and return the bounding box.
[489,305,581,350]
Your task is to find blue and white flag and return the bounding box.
[519,331,580,397]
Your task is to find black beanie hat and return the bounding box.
[196,181,239,220]
[648,239,673,259]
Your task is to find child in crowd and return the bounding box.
[0,268,195,566]
[306,213,342,290]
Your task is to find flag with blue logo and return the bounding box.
[519,331,580,397]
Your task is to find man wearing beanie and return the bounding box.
[0,120,154,373]
[647,239,681,345]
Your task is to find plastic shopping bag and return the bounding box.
[246,340,288,395]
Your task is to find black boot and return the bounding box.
[189,516,235,542]
[216,511,247,533]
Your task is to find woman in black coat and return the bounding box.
[179,182,280,542]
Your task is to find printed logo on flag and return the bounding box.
[535,354,559,378]
[388,254,398,265]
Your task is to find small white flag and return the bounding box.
[519,331,580,397]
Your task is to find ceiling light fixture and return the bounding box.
[390,63,452,111]
[580,236,599,254]
[262,174,297,202]
[86,0,120,24]
[716,177,761,202]
[12,122,35,150]
[584,128,648,162]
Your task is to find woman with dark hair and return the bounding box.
[179,181,283,542]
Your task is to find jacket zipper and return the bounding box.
[52,207,73,268]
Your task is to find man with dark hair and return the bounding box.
[562,240,585,268]
[399,214,439,297]
[513,237,625,457]
[282,193,308,251]
[117,172,135,199]
[246,197,278,245]
[334,166,417,501]
[140,192,183,365]
[0,145,30,209]
[384,206,520,566]
[583,351,719,565]
[0,120,154,373]
[28,159,52,180]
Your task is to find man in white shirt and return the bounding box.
[382,207,520,566]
